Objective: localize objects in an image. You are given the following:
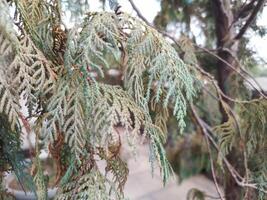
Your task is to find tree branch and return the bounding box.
[235,0,257,20]
[127,0,267,195]
[235,0,266,40]
[128,0,151,26]
[191,105,267,194]
[128,0,267,99]
[193,106,225,199]
[194,45,267,98]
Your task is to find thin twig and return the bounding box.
[194,45,267,98]
[191,104,225,200]
[192,64,260,104]
[218,47,267,96]
[128,0,151,26]
[227,0,257,32]
[191,105,267,194]
[243,149,250,200]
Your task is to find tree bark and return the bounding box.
[211,1,264,198]
[212,1,242,199]
[212,0,239,107]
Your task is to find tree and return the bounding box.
[153,0,267,199]
[0,1,266,200]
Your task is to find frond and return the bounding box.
[0,0,19,52]
[186,188,205,200]
[15,0,57,57]
[238,100,267,154]
[89,83,144,150]
[213,117,237,156]
[17,0,45,30]
[89,83,172,183]
[32,157,48,200]
[0,2,20,128]
[0,4,199,197]
[105,156,129,192]
[151,93,169,134]
[41,78,69,141]
[0,117,35,192]
[0,82,20,129]
[214,99,267,192]
[41,74,86,161]
[55,166,124,200]
[8,34,55,115]
[147,124,173,184]
[64,12,121,78]
[238,100,267,193]
[63,85,86,158]
[122,14,195,132]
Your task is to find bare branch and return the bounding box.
[193,105,225,199]
[235,0,265,40]
[194,45,267,98]
[235,0,257,21]
[128,0,151,26]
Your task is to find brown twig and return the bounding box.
[194,45,267,98]
[218,46,267,96]
[228,0,257,32]
[128,0,151,26]
[192,64,258,104]
[191,104,225,200]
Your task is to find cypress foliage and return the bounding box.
[0,0,194,198]
[0,0,266,199]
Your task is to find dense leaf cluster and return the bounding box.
[0,0,195,199]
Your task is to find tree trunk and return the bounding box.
[212,0,239,104]
[212,1,242,199]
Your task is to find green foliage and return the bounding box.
[122,13,195,132]
[55,165,125,200]
[0,0,20,129]
[33,157,48,200]
[0,1,197,198]
[145,0,267,199]
[213,99,267,194]
[3,0,267,199]
[105,156,129,192]
[0,116,35,193]
[42,76,86,159]
[186,188,205,200]
[239,100,267,195]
